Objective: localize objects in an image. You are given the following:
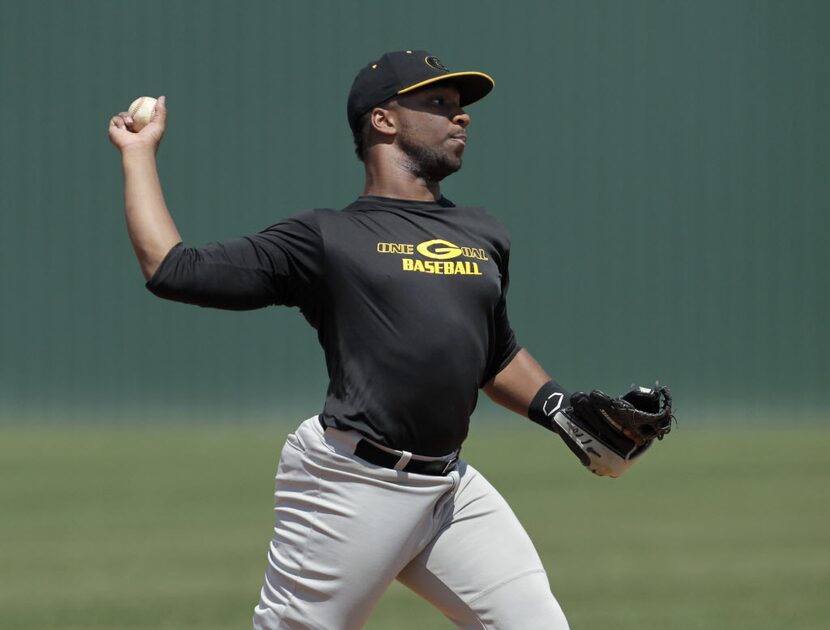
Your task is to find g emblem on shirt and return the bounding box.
[416,239,463,260]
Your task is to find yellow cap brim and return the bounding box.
[397,71,495,106]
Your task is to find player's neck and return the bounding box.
[362,179,441,202]
[362,155,442,202]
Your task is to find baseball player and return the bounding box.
[108,50,672,630]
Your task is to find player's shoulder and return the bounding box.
[260,207,336,233]
[290,207,339,222]
[456,203,512,251]
[462,204,508,227]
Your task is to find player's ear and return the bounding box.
[370,105,397,138]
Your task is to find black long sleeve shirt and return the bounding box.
[146,196,519,455]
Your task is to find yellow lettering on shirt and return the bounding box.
[401,259,482,276]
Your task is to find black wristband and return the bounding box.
[528,380,572,431]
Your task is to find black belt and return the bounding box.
[318,416,459,476]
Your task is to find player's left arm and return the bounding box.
[482,348,550,417]
[483,349,673,477]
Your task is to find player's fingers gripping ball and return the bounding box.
[554,385,674,477]
[127,96,158,131]
[109,96,167,152]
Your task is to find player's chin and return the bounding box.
[447,138,467,156]
[438,155,463,178]
[444,144,465,165]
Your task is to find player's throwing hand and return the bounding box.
[108,95,167,153]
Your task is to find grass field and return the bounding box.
[1,423,828,629]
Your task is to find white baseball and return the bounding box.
[127,96,157,132]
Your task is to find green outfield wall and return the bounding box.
[1,0,827,424]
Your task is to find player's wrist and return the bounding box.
[528,379,571,431]
[120,142,159,160]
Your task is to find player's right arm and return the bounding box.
[109,97,323,312]
[108,96,181,280]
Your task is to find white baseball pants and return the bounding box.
[252,416,569,630]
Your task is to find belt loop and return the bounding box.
[320,419,363,452]
[393,451,413,470]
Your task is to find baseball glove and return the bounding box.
[552,385,673,477]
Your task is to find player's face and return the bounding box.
[392,84,471,182]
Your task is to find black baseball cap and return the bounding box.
[347,50,495,133]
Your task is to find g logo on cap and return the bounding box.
[425,56,449,72]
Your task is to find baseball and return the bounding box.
[127,96,157,132]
